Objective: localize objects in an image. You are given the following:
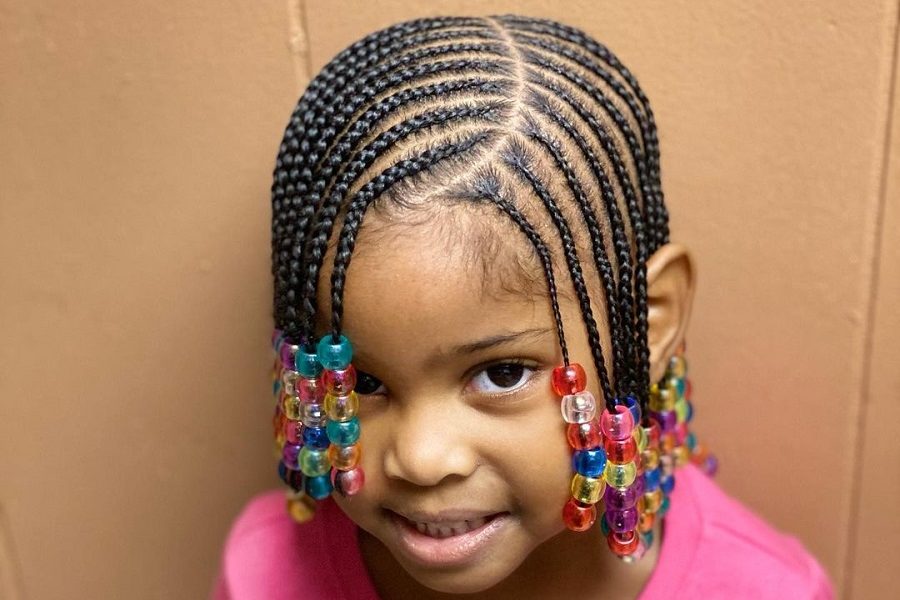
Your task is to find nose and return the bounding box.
[382,398,479,487]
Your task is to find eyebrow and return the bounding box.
[445,327,554,356]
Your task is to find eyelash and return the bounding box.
[354,360,540,398]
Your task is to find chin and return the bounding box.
[397,554,519,595]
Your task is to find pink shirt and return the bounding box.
[211,464,833,599]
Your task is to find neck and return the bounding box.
[359,520,661,600]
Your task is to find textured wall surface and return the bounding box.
[1,1,898,598]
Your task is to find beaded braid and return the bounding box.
[268,14,715,562]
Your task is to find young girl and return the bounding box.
[213,14,832,599]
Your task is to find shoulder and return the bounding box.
[212,491,352,600]
[646,465,834,600]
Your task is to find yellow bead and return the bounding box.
[633,425,648,453]
[571,473,605,504]
[286,493,317,523]
[324,391,359,422]
[282,394,302,421]
[668,355,687,379]
[604,461,637,488]
[642,447,660,470]
[643,489,663,513]
[673,445,690,467]
[649,385,675,412]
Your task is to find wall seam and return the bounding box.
[286,0,312,90]
[841,2,900,597]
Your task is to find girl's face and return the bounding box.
[326,214,613,594]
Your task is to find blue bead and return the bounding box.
[641,529,654,549]
[686,432,697,452]
[295,344,322,378]
[278,461,304,491]
[572,448,607,478]
[676,378,686,397]
[302,426,330,450]
[657,495,671,518]
[685,401,694,423]
[622,395,642,425]
[317,334,353,370]
[660,474,676,495]
[599,512,610,536]
[643,467,661,492]
[272,378,282,397]
[326,416,360,446]
[305,474,333,499]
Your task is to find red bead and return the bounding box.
[332,466,365,497]
[562,498,597,532]
[552,363,587,396]
[604,436,637,464]
[642,418,661,448]
[566,421,603,450]
[323,365,357,395]
[607,530,640,556]
[685,378,693,401]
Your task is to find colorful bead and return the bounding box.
[603,483,639,511]
[560,391,598,424]
[604,461,637,488]
[305,474,333,500]
[642,489,663,513]
[673,445,690,467]
[572,448,607,478]
[297,376,324,403]
[332,466,365,496]
[282,394,302,420]
[600,405,635,441]
[566,421,603,450]
[551,363,587,396]
[623,395,642,425]
[301,402,327,428]
[607,530,640,556]
[299,447,331,477]
[295,344,322,378]
[328,443,362,470]
[324,391,359,422]
[652,410,677,433]
[284,419,303,445]
[323,365,357,395]
[633,425,648,453]
[657,495,671,518]
[659,453,675,477]
[279,342,299,372]
[642,418,661,448]
[286,493,316,523]
[571,473,605,504]
[669,355,687,378]
[643,467,661,492]
[599,513,610,536]
[660,475,675,495]
[281,443,302,468]
[604,436,637,464]
[271,328,284,350]
[278,461,304,491]
[281,369,299,397]
[316,334,353,370]
[605,507,639,533]
[638,511,655,533]
[562,498,596,532]
[302,426,330,450]
[326,416,361,446]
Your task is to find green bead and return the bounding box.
[604,461,637,488]
[299,446,331,477]
[326,416,361,446]
[317,334,353,370]
[674,397,689,423]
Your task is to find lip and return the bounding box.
[387,509,512,567]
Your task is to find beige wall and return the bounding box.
[1,1,898,598]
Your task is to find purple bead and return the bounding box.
[604,483,639,510]
[281,443,302,469]
[605,507,639,533]
[651,409,677,433]
[280,342,298,371]
[704,455,719,477]
[632,474,646,496]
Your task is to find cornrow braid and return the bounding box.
[271,14,670,414]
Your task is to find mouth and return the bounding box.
[386,509,512,567]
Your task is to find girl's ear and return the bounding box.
[646,243,696,384]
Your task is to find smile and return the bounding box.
[387,509,512,567]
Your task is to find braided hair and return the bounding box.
[270,14,669,412]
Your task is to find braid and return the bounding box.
[501,139,615,408]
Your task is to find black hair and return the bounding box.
[270,14,669,412]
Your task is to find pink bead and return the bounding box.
[600,405,635,441]
[323,365,357,395]
[297,376,323,403]
[332,466,365,497]
[284,420,303,445]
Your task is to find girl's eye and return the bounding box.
[355,370,386,395]
[470,362,535,394]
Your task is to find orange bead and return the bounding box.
[562,498,597,532]
[639,511,655,533]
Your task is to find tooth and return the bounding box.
[415,522,426,534]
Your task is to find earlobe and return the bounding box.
[645,243,696,384]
